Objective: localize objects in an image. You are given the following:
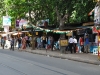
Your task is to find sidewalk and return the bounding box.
[0,46,100,65]
[24,48,100,65]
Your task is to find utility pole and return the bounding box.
[93,0,100,60]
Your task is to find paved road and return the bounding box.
[0,49,100,75]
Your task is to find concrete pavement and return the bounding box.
[0,46,100,65]
[24,48,100,65]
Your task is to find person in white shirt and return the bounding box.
[68,36,74,53]
[73,36,77,53]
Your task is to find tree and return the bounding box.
[0,0,6,28]
[0,0,96,28]
[3,0,27,27]
[33,0,95,29]
[70,0,96,23]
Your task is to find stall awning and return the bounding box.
[13,32,22,35]
[83,22,94,26]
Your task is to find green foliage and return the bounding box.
[70,0,96,23]
[0,0,97,28]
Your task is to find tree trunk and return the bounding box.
[59,34,66,54]
[59,19,64,30]
[31,34,35,50]
[59,21,66,54]
[55,6,68,53]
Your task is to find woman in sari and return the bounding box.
[22,37,26,49]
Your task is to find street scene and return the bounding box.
[0,0,100,75]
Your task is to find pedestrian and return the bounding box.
[42,36,46,48]
[22,37,26,50]
[17,37,22,50]
[79,36,84,53]
[73,36,77,53]
[14,37,17,47]
[37,36,41,49]
[29,37,32,47]
[47,36,51,49]
[68,36,74,53]
[1,37,3,47]
[10,37,14,51]
[25,35,28,47]
[50,36,54,51]
[27,37,30,47]
[1,37,5,49]
[0,37,1,46]
[84,35,89,53]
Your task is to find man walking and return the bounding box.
[84,35,89,53]
[10,38,14,51]
[17,37,22,50]
[37,36,41,49]
[1,37,5,49]
[73,36,77,53]
[68,36,74,53]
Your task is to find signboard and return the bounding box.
[36,32,38,35]
[66,31,73,36]
[16,20,20,28]
[77,29,85,35]
[94,6,100,24]
[3,16,11,26]
[36,19,49,27]
[4,26,9,32]
[60,39,68,46]
[19,19,28,27]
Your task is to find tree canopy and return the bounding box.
[0,0,96,28]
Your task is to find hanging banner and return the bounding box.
[3,16,11,26]
[19,19,28,28]
[15,20,20,28]
[94,6,100,25]
[66,31,73,36]
[36,32,38,35]
[36,19,49,27]
[60,39,68,46]
[4,26,9,33]
[77,29,85,35]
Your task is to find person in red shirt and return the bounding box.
[79,37,84,53]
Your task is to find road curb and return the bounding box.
[25,50,100,65]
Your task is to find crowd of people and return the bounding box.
[0,35,32,51]
[35,36,54,50]
[0,33,91,54]
[0,35,55,51]
[68,34,90,54]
